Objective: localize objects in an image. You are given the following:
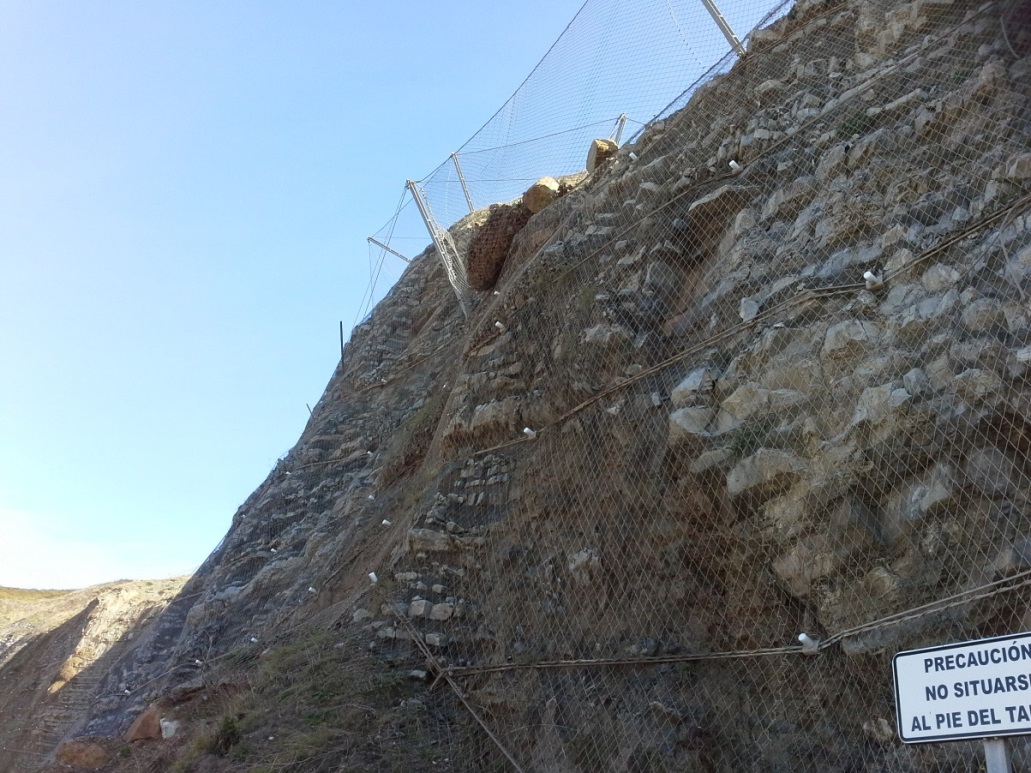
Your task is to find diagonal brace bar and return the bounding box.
[699,0,746,56]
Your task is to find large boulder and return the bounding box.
[124,703,163,742]
[523,176,561,214]
[587,138,618,172]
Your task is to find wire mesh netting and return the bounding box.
[348,0,1031,769]
[160,0,1031,770]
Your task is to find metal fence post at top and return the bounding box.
[450,152,475,215]
[611,113,628,145]
[699,0,746,56]
[406,179,471,316]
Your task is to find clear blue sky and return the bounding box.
[0,0,588,588]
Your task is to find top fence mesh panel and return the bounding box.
[417,0,790,229]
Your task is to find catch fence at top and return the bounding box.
[362,0,789,322]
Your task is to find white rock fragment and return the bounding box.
[369,572,379,583]
[160,718,179,739]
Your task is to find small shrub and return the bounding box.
[729,420,772,458]
[837,110,875,139]
[211,715,241,756]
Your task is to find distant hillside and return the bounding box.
[0,578,187,771]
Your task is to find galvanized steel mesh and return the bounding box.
[192,0,1031,770]
[363,0,1031,769]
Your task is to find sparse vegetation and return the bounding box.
[836,110,875,139]
[150,628,439,772]
[728,420,773,458]
[211,715,242,756]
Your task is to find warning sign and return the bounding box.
[893,631,1031,743]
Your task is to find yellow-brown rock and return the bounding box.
[124,702,163,742]
[523,176,561,214]
[55,738,108,770]
[586,138,618,172]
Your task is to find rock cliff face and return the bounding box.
[12,0,1031,770]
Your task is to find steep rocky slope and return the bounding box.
[10,0,1031,770]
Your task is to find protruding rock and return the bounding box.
[671,368,717,407]
[851,384,911,426]
[409,599,432,618]
[407,529,452,553]
[567,548,599,585]
[952,368,1004,402]
[727,449,806,498]
[429,602,456,621]
[1006,152,1031,181]
[159,718,179,740]
[124,704,163,742]
[739,298,760,321]
[960,298,1008,334]
[583,324,633,346]
[772,535,837,598]
[881,463,957,543]
[687,184,759,222]
[822,320,878,361]
[902,368,930,396]
[587,138,618,172]
[761,177,816,220]
[523,176,561,214]
[644,260,679,296]
[669,407,715,444]
[921,263,960,292]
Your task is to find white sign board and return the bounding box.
[893,631,1031,743]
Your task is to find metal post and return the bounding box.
[406,179,471,316]
[366,236,412,264]
[984,739,1012,773]
[451,152,475,214]
[339,321,345,364]
[407,179,448,265]
[699,0,746,57]
[611,113,628,145]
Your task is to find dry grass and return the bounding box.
[124,627,457,773]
